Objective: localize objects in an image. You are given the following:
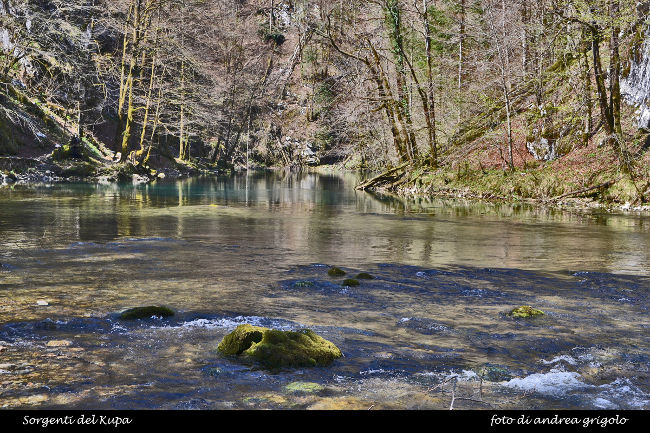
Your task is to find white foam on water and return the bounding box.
[540,355,578,366]
[152,315,294,331]
[460,370,480,380]
[592,397,616,409]
[360,368,389,376]
[501,369,592,395]
[414,371,437,377]
[594,378,650,409]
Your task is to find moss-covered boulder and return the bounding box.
[342,279,359,287]
[218,324,342,369]
[327,266,346,277]
[508,305,544,318]
[356,272,374,279]
[119,306,175,320]
[217,324,266,355]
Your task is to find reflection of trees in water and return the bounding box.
[1,172,649,274]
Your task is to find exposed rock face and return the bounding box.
[622,19,650,130]
[527,136,556,161]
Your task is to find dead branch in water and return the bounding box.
[355,162,409,190]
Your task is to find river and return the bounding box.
[0,171,649,409]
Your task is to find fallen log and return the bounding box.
[355,162,409,190]
[550,177,621,201]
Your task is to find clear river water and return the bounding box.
[0,170,649,409]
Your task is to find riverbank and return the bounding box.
[359,142,650,214]
[3,152,650,216]
[0,154,222,186]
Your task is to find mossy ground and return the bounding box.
[218,324,342,369]
[392,106,650,207]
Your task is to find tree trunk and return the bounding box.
[609,0,622,137]
[457,0,465,125]
[591,13,613,135]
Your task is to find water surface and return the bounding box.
[0,171,649,409]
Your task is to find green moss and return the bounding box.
[603,178,643,204]
[217,324,265,355]
[218,324,342,369]
[119,306,175,320]
[508,305,544,318]
[82,137,103,159]
[284,381,325,394]
[327,266,346,277]
[342,279,359,287]
[356,272,374,280]
[52,145,70,160]
[294,280,314,288]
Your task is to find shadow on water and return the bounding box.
[0,171,649,409]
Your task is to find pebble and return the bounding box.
[36,300,49,306]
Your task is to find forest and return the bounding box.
[2,0,650,414]
[1,0,650,202]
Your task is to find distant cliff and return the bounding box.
[622,13,650,131]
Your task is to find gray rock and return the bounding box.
[622,24,650,130]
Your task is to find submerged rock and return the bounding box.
[342,279,359,287]
[508,305,544,318]
[327,266,346,277]
[307,397,374,410]
[46,340,72,348]
[356,272,374,280]
[217,324,342,368]
[118,306,175,320]
[475,364,512,382]
[242,393,288,406]
[284,381,325,394]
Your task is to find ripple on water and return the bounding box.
[396,317,454,335]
